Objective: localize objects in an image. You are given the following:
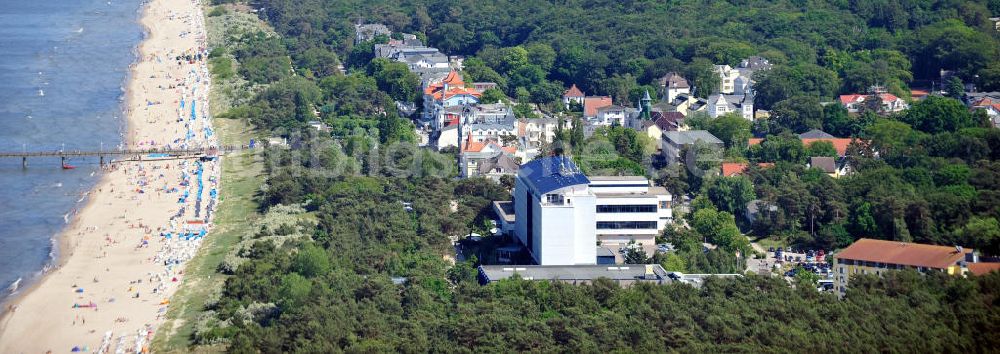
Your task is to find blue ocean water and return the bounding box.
[0,0,143,300]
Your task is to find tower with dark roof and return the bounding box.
[640,90,652,120]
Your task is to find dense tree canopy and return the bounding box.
[191,1,1000,352]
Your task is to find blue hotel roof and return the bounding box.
[518,156,590,195]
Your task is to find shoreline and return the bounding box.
[0,0,220,351]
[0,0,151,324]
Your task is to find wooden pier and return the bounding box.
[0,146,244,168]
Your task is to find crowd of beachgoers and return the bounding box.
[0,1,222,352]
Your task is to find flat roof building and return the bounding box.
[510,156,671,265]
[478,264,671,286]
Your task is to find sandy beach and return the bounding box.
[0,0,220,352]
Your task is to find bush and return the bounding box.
[207,6,226,17]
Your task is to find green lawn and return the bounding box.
[754,236,787,252]
[151,117,261,353]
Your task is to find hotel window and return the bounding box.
[659,201,671,209]
[596,221,657,229]
[596,205,657,213]
[546,194,565,205]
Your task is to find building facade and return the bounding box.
[511,157,672,265]
[833,238,980,295]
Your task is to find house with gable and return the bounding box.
[459,135,519,179]
[583,96,614,120]
[969,95,1000,128]
[563,84,585,109]
[423,70,482,131]
[838,93,909,114]
[669,94,708,116]
[716,65,741,94]
[659,72,691,103]
[707,92,754,120]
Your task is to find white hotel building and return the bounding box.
[509,156,671,265]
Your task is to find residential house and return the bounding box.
[518,117,564,150]
[661,130,724,161]
[459,136,519,179]
[423,71,482,132]
[707,92,754,120]
[476,153,520,180]
[798,129,836,139]
[670,94,708,116]
[991,17,1000,31]
[838,93,909,114]
[636,113,685,143]
[595,105,629,127]
[583,96,614,119]
[659,72,690,103]
[970,96,1000,128]
[505,156,672,265]
[721,162,774,177]
[463,103,518,142]
[808,156,841,178]
[563,84,585,109]
[749,135,859,157]
[734,56,771,93]
[834,239,983,295]
[715,65,741,94]
[354,23,390,44]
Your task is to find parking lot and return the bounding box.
[757,247,835,289]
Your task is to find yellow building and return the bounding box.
[833,239,977,295]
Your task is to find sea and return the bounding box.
[0,0,143,302]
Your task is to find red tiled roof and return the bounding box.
[802,138,853,156]
[968,263,1000,275]
[463,135,516,154]
[838,93,901,105]
[583,96,613,117]
[835,238,972,270]
[443,70,464,86]
[972,97,995,107]
[564,84,584,98]
[433,87,481,100]
[425,70,469,96]
[910,89,929,97]
[748,137,857,156]
[721,162,774,177]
